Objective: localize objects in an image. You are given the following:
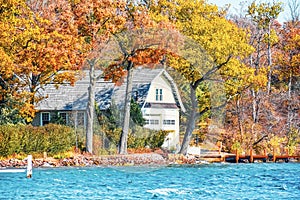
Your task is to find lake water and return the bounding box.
[1,163,299,199]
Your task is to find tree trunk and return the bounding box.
[179,84,197,155]
[287,73,292,132]
[118,62,134,154]
[251,89,259,123]
[236,97,244,142]
[251,89,260,140]
[86,60,95,154]
[267,23,273,95]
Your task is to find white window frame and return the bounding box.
[41,112,50,126]
[163,119,175,125]
[145,119,159,125]
[155,89,163,101]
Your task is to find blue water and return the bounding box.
[1,163,299,199]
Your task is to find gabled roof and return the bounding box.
[35,68,185,112]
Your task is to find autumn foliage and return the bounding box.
[0,0,298,154]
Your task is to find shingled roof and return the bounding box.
[35,68,185,112]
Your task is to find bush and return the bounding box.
[103,126,169,150]
[0,124,82,157]
[146,130,170,149]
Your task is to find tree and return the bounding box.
[275,21,300,133]
[247,1,283,95]
[1,0,127,152]
[102,2,178,154]
[39,0,127,154]
[151,0,254,154]
[243,1,283,150]
[287,0,300,24]
[0,0,86,123]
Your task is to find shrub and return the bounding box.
[0,124,81,157]
[102,126,169,150]
[146,130,170,149]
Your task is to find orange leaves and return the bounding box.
[104,45,178,85]
[68,0,126,41]
[274,22,300,79]
[103,64,127,86]
[129,48,168,66]
[0,0,90,113]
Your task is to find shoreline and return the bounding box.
[1,152,299,169]
[0,153,170,169]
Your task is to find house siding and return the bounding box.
[32,110,86,127]
[33,68,184,151]
[145,75,176,104]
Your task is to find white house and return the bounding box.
[33,68,185,150]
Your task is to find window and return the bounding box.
[77,112,85,126]
[41,112,50,126]
[163,120,175,125]
[155,89,163,101]
[145,119,159,125]
[58,112,67,124]
[150,120,159,125]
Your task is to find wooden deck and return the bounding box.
[225,151,300,163]
[188,146,300,163]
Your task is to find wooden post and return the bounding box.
[26,155,32,178]
[250,148,253,163]
[218,142,222,154]
[235,149,239,163]
[273,148,276,162]
[263,149,267,162]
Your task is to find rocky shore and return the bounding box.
[0,151,209,169]
[0,153,170,168]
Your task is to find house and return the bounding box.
[32,68,185,150]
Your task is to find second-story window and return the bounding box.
[156,89,163,101]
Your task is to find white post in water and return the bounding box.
[26,155,32,178]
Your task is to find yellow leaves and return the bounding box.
[247,1,283,29]
[263,29,279,46]
[0,0,90,110]
[18,102,35,123]
[269,135,286,148]
[251,67,268,90]
[0,48,14,78]
[152,0,253,66]
[167,54,201,83]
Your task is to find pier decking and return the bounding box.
[188,146,300,163]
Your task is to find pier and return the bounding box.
[187,146,300,163]
[225,148,300,163]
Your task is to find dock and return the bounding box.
[187,146,300,163]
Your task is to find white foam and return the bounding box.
[0,169,26,173]
[147,188,180,196]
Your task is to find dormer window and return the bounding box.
[156,89,163,101]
